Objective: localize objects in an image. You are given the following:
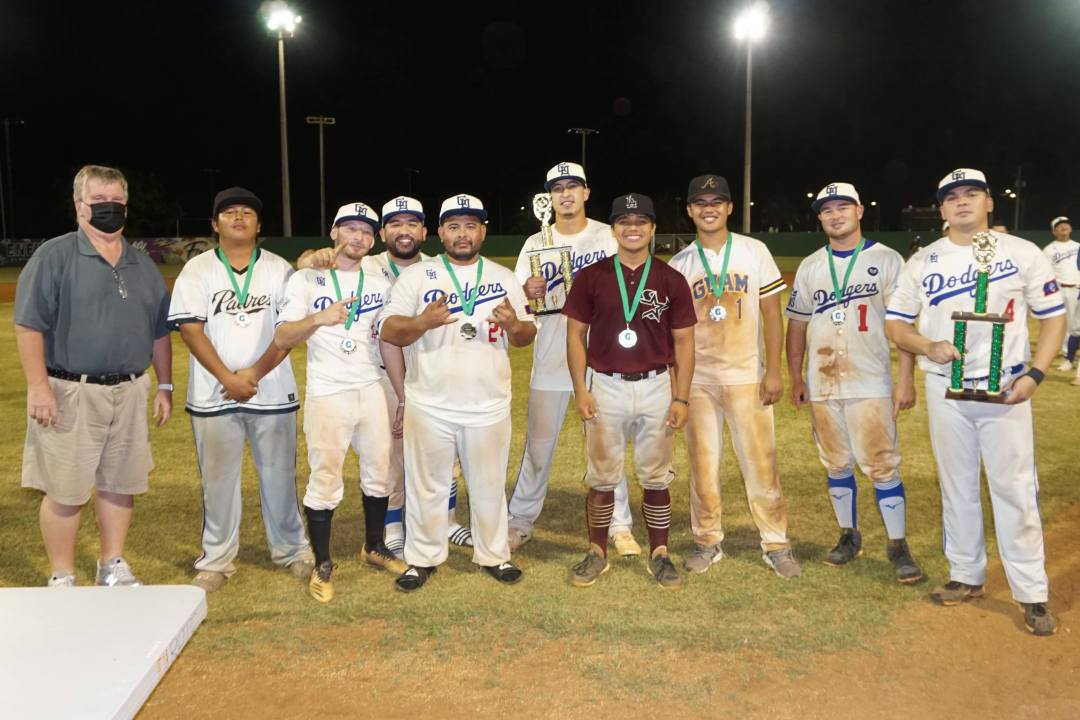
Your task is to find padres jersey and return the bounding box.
[378,256,532,425]
[1042,239,1080,286]
[886,233,1065,377]
[785,241,904,401]
[362,250,434,285]
[513,219,617,392]
[279,267,392,398]
[168,247,299,416]
[668,233,785,386]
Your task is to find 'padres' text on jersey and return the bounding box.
[785,241,903,401]
[886,233,1065,378]
[168,248,299,416]
[668,233,785,386]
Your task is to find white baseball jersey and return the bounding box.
[279,267,392,398]
[513,219,617,391]
[668,233,785,386]
[168,248,299,416]
[1042,239,1080,286]
[378,256,532,425]
[785,241,904,401]
[886,233,1065,377]
[362,250,433,285]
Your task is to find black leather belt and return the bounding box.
[598,366,668,382]
[47,367,144,386]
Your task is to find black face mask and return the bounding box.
[87,202,127,233]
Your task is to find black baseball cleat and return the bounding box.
[394,565,436,593]
[483,562,524,585]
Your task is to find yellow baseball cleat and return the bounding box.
[308,561,335,603]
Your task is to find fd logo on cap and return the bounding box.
[558,163,569,175]
[952,170,966,181]
[396,198,408,210]
[702,177,717,190]
[457,195,471,208]
[355,204,367,216]
[625,194,638,208]
[826,184,838,195]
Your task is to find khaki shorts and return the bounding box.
[22,374,154,505]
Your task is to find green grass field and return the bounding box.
[1,265,1078,678]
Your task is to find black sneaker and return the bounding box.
[887,539,923,584]
[647,553,683,590]
[483,562,523,585]
[929,580,984,606]
[394,565,436,593]
[571,550,609,588]
[823,528,862,567]
[1020,602,1058,636]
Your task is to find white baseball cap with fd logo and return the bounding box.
[382,196,425,223]
[812,182,861,212]
[332,202,380,232]
[937,168,989,202]
[545,161,587,190]
[439,194,488,224]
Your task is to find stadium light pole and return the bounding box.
[733,3,769,235]
[567,128,599,170]
[266,5,301,237]
[305,115,336,233]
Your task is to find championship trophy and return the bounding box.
[945,231,1011,402]
[526,192,575,316]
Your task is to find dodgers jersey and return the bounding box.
[1042,239,1080,286]
[785,241,904,401]
[168,247,299,416]
[668,233,785,386]
[378,255,532,425]
[886,233,1065,378]
[513,219,617,391]
[279,267,392,398]
[362,250,434,285]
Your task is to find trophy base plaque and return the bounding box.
[945,388,1008,404]
[950,311,1010,323]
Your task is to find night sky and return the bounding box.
[2,0,1079,238]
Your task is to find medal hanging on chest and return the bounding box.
[441,255,485,341]
[329,266,365,354]
[826,238,866,329]
[216,247,258,327]
[613,254,653,349]
[695,233,733,323]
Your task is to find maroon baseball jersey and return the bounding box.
[563,254,696,374]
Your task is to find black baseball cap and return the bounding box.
[687,174,732,202]
[213,187,263,218]
[610,193,656,222]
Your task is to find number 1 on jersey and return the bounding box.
[857,303,868,332]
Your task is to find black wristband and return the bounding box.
[1023,367,1045,385]
[673,397,690,406]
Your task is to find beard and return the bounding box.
[388,240,422,260]
[446,244,480,262]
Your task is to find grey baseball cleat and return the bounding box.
[763,548,802,579]
[647,553,684,590]
[96,557,141,587]
[683,542,724,574]
[507,527,533,553]
[192,570,227,593]
[571,549,610,588]
[929,581,984,606]
[1020,602,1058,636]
[823,528,862,567]
[886,539,923,584]
[48,571,76,587]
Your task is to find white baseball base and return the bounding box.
[0,585,207,720]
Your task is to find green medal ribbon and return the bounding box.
[216,247,258,308]
[441,254,484,317]
[826,237,867,308]
[328,267,365,331]
[388,259,400,278]
[613,254,653,326]
[694,232,733,299]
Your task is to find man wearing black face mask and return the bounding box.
[15,164,173,588]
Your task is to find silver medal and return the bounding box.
[340,337,357,354]
[618,328,638,348]
[235,311,251,327]
[709,304,727,322]
[830,308,846,326]
[460,322,477,341]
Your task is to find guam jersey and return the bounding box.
[668,232,785,386]
[886,233,1064,378]
[378,256,532,425]
[513,218,617,391]
[168,247,299,416]
[279,267,392,398]
[785,241,903,401]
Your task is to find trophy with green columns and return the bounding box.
[946,231,1011,402]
